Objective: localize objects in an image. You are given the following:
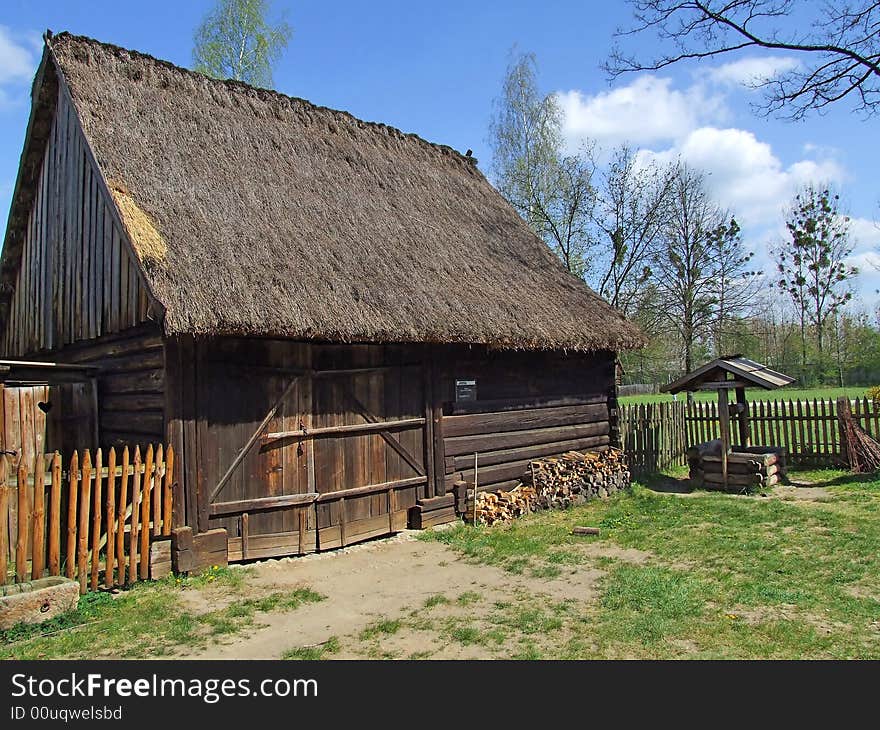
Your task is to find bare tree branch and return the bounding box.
[608,1,880,119]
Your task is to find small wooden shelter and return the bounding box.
[662,356,793,490]
[0,33,645,560]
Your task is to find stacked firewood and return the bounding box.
[687,440,786,492]
[464,448,631,525]
[470,485,537,526]
[529,449,630,508]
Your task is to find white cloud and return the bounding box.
[557,68,879,301]
[0,26,38,85]
[557,75,726,149]
[636,126,845,227]
[705,56,800,87]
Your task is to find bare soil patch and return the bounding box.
[180,531,605,660]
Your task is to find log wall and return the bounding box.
[38,326,165,450]
[438,347,615,494]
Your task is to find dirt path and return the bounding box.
[179,531,606,660]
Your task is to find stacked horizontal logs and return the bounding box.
[465,448,631,525]
[469,485,537,526]
[530,449,630,508]
[687,440,786,492]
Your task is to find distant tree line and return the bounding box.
[490,53,869,389]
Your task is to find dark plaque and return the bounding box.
[455,379,477,402]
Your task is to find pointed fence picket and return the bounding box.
[0,443,175,592]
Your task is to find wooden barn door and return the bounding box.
[198,341,428,560]
[308,345,426,550]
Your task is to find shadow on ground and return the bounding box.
[640,473,694,494]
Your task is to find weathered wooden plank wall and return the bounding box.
[1,84,153,358]
[31,326,165,451]
[438,348,615,493]
[0,385,49,564]
[182,338,426,559]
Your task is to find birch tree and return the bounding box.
[489,52,596,277]
[193,0,292,88]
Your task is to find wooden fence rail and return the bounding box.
[0,443,174,592]
[620,396,880,474]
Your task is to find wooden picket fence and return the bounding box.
[620,396,880,472]
[619,401,688,475]
[0,443,174,593]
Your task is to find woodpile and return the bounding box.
[469,485,536,526]
[530,448,630,508]
[463,448,631,526]
[687,440,786,492]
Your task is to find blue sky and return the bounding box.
[1,1,879,306]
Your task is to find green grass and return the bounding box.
[619,386,867,406]
[422,475,880,658]
[358,618,401,641]
[282,636,340,660]
[0,568,325,660]
[424,593,450,608]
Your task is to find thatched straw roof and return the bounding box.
[13,33,645,351]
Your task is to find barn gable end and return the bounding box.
[0,48,159,358]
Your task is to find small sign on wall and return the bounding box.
[455,379,477,402]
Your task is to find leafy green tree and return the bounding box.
[776,186,857,371]
[489,52,596,277]
[193,0,292,88]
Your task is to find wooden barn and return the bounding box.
[0,33,644,560]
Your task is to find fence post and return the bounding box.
[105,448,117,590]
[117,446,130,587]
[90,448,103,593]
[49,452,61,576]
[66,451,79,580]
[31,453,45,580]
[77,450,92,594]
[163,446,174,537]
[836,396,849,468]
[129,446,142,585]
[16,460,29,582]
[0,456,8,585]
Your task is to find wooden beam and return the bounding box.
[422,356,436,499]
[262,417,425,442]
[315,475,426,503]
[694,380,750,390]
[718,389,730,489]
[430,346,446,496]
[735,386,750,446]
[209,492,319,517]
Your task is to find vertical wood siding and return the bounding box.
[1,85,153,357]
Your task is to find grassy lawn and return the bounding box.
[619,386,868,406]
[417,469,880,658]
[4,469,880,660]
[0,566,324,660]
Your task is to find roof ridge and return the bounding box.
[47,31,478,170]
